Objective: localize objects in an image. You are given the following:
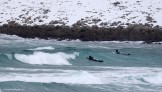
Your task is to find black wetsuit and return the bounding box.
[115,50,130,56]
[116,50,120,54]
[87,56,103,62]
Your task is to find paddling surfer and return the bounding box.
[87,56,103,62]
[115,50,120,54]
[115,50,130,56]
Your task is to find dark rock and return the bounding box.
[49,20,59,24]
[0,22,162,43]
[146,16,153,22]
[92,18,102,24]
[100,22,108,26]
[126,23,130,25]
[39,20,43,22]
[113,2,120,6]
[43,9,50,14]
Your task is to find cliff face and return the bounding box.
[0,0,162,27]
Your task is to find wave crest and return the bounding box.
[14,52,79,65]
[28,46,55,50]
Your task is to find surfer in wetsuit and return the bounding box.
[87,56,103,62]
[115,50,130,56]
[88,56,94,60]
[115,50,120,54]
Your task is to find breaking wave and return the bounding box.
[144,72,162,84]
[14,52,79,65]
[0,66,162,85]
[28,46,55,50]
[0,70,102,84]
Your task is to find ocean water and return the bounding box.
[0,34,162,92]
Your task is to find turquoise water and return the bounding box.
[0,34,162,92]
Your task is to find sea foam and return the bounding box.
[0,70,102,84]
[144,72,162,84]
[28,46,55,50]
[14,52,79,65]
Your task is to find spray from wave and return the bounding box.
[14,52,79,65]
[144,72,162,84]
[28,46,55,50]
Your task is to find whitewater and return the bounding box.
[0,0,162,91]
[0,34,162,92]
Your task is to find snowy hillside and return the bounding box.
[0,0,162,27]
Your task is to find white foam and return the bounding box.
[14,52,79,65]
[0,70,102,84]
[0,66,162,85]
[28,46,55,50]
[144,72,162,84]
[88,45,111,49]
[99,41,144,44]
[0,34,161,50]
[86,67,162,84]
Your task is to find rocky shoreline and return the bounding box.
[0,22,162,44]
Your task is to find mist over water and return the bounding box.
[0,34,162,92]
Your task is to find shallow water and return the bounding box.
[0,34,162,92]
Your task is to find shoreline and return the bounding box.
[0,23,162,44]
